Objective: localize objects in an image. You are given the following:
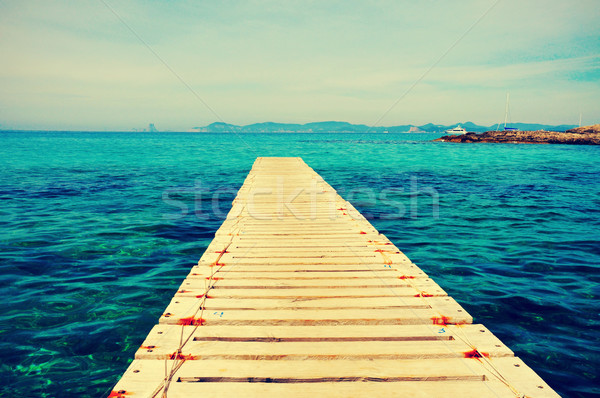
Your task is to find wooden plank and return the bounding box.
[161,296,463,315]
[135,324,513,360]
[112,358,557,398]
[136,338,513,361]
[179,275,430,288]
[109,381,549,398]
[159,308,472,326]
[110,157,559,398]
[190,264,422,273]
[136,341,513,361]
[185,270,435,280]
[137,323,503,344]
[198,256,413,266]
[174,287,447,299]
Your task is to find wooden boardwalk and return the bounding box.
[111,157,558,397]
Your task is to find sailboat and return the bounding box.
[501,93,518,132]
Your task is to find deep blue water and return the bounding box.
[0,131,598,397]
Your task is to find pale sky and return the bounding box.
[1,0,598,131]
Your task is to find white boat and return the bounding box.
[445,125,467,135]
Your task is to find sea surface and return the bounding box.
[0,131,599,397]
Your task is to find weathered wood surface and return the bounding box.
[110,157,558,397]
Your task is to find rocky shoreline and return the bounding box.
[435,124,600,145]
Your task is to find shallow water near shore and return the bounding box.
[0,131,599,397]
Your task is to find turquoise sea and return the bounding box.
[0,131,599,397]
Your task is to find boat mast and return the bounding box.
[504,92,510,129]
[579,111,582,127]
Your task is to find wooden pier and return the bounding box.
[111,157,558,397]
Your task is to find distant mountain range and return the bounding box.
[189,121,577,133]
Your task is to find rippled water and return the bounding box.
[0,131,598,397]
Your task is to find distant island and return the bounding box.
[188,121,577,134]
[434,125,600,145]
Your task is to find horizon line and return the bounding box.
[0,120,584,133]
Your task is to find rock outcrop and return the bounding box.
[565,124,600,134]
[435,127,600,145]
